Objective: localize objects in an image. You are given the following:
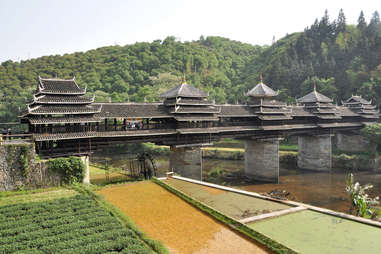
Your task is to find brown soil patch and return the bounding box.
[97,181,270,254]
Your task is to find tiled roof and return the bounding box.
[38,77,86,95]
[297,89,333,103]
[219,105,255,117]
[160,83,208,98]
[28,105,102,115]
[343,95,371,105]
[28,116,101,125]
[170,106,220,114]
[246,82,278,98]
[164,98,214,106]
[32,95,94,104]
[96,103,170,118]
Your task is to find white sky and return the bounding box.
[0,0,379,63]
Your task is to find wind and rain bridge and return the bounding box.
[19,76,379,183]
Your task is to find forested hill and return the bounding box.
[0,36,262,122]
[1,9,381,122]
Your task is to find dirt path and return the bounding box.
[98,181,271,254]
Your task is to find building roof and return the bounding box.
[246,81,278,98]
[160,82,208,98]
[96,103,171,119]
[27,104,102,115]
[296,88,333,103]
[31,95,94,104]
[28,116,101,125]
[164,97,214,106]
[170,106,220,114]
[37,77,86,95]
[343,95,371,105]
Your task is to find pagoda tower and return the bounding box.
[246,76,291,120]
[342,95,379,119]
[21,77,101,133]
[296,86,340,119]
[160,80,220,127]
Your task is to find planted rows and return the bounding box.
[0,194,153,254]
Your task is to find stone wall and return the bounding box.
[0,143,61,191]
[244,139,279,183]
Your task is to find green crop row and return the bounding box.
[0,194,154,254]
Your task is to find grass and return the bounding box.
[0,186,64,198]
[0,188,77,207]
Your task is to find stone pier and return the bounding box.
[80,155,90,184]
[335,133,375,153]
[244,138,280,183]
[297,134,332,171]
[169,146,202,180]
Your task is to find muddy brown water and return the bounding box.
[92,154,381,214]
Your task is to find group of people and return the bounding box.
[126,121,143,129]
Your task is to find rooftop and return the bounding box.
[297,87,333,104]
[246,78,278,98]
[160,82,208,98]
[38,77,86,95]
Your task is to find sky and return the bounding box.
[0,0,379,63]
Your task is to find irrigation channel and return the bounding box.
[91,154,381,214]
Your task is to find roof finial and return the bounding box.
[182,72,187,84]
[313,80,317,92]
[259,73,263,83]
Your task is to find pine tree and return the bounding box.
[357,11,367,32]
[336,8,346,33]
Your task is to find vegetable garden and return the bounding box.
[0,194,154,254]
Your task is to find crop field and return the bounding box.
[0,194,153,254]
[98,181,270,254]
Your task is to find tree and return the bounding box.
[357,11,367,32]
[336,8,346,33]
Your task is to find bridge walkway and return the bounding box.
[163,177,381,254]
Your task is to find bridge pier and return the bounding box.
[80,155,90,184]
[297,134,332,171]
[244,138,280,183]
[335,133,375,153]
[169,146,202,180]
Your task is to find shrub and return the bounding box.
[48,157,85,184]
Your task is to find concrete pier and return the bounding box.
[244,138,280,183]
[80,155,90,184]
[169,146,202,180]
[297,134,332,171]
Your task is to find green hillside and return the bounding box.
[1,9,380,122]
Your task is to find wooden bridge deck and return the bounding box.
[163,177,381,254]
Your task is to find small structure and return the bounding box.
[342,95,379,119]
[20,77,102,134]
[296,86,340,119]
[160,80,220,126]
[246,76,291,120]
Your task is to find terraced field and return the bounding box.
[0,193,154,254]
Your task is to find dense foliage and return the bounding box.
[48,157,85,183]
[1,9,380,122]
[0,195,153,253]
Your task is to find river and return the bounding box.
[92,154,381,214]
